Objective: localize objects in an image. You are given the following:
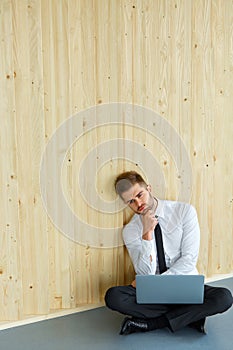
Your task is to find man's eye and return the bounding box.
[129,200,134,204]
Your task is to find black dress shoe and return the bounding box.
[120,317,149,335]
[189,318,207,334]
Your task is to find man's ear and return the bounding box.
[147,184,152,192]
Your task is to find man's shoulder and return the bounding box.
[161,199,195,210]
[122,214,141,237]
[124,213,141,228]
[158,199,197,219]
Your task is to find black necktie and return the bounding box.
[154,223,167,274]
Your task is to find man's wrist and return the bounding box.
[142,230,154,240]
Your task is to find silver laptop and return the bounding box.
[136,275,204,304]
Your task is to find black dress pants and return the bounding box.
[105,284,233,332]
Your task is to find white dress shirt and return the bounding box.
[122,199,200,276]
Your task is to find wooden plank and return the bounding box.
[190,0,214,276]
[211,0,233,274]
[12,0,49,315]
[0,0,23,321]
[41,0,76,310]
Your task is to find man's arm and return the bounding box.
[123,212,158,276]
[162,204,200,275]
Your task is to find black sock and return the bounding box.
[147,315,170,331]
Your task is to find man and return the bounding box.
[105,171,233,335]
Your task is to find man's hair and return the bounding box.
[114,171,147,197]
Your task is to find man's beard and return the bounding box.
[137,192,155,215]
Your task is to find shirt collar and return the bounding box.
[155,198,166,219]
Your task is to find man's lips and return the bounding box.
[138,205,145,212]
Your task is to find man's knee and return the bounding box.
[219,288,233,312]
[105,286,121,311]
[213,287,233,313]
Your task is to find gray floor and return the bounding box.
[0,278,232,350]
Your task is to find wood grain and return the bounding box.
[0,0,232,321]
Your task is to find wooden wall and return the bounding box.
[0,0,232,321]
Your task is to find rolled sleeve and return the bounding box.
[123,224,157,275]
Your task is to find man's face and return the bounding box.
[121,183,154,215]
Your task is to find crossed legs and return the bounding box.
[105,284,233,332]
